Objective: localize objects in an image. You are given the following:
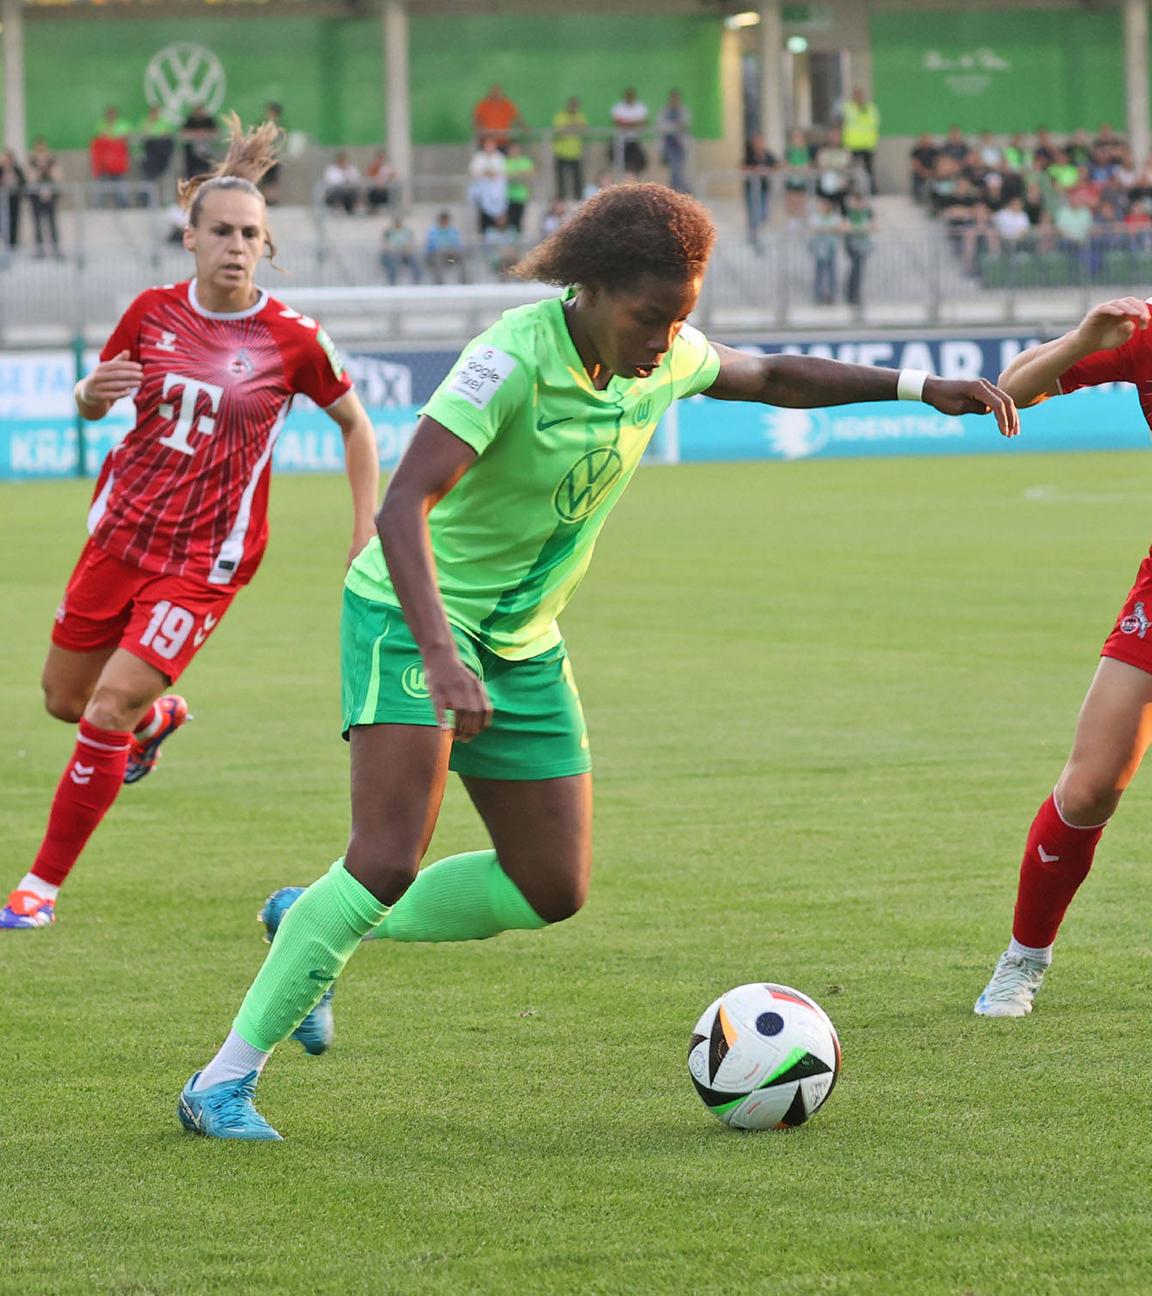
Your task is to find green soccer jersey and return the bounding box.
[345,295,721,659]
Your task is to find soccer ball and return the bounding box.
[688,983,841,1130]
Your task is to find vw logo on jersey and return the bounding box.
[144,42,227,118]
[553,447,624,523]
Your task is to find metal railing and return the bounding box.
[0,188,1132,344]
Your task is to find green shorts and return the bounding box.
[340,587,591,781]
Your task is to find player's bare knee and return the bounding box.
[529,872,589,925]
[43,688,86,724]
[1055,774,1119,827]
[344,837,420,904]
[85,686,151,733]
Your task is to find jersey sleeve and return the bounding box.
[99,291,151,363]
[422,337,531,455]
[1058,337,1140,393]
[292,325,355,408]
[668,323,721,400]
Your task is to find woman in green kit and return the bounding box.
[179,183,1019,1139]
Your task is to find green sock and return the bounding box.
[369,849,547,943]
[234,858,388,1052]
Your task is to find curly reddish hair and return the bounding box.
[513,182,715,288]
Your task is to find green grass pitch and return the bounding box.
[2,452,1152,1294]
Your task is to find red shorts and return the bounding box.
[51,539,238,682]
[1101,550,1152,673]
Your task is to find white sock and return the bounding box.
[17,873,59,902]
[1008,936,1053,966]
[133,702,162,740]
[193,1029,271,1091]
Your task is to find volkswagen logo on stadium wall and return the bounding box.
[144,43,227,118]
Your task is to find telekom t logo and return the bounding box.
[157,373,224,455]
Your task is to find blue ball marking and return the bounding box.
[755,1011,785,1037]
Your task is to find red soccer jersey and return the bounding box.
[1058,312,1151,425]
[87,279,353,586]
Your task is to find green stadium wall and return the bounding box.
[871,8,1127,135]
[2,12,723,149]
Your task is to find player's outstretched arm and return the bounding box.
[375,415,493,741]
[326,390,381,565]
[704,344,1019,438]
[997,296,1151,407]
[74,350,143,421]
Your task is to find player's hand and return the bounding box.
[422,644,492,742]
[83,350,144,402]
[1074,296,1151,354]
[922,377,1020,438]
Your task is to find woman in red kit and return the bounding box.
[2,116,379,930]
[974,295,1152,1014]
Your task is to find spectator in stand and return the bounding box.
[323,151,361,215]
[992,195,1033,249]
[380,215,421,284]
[261,103,284,204]
[90,105,132,206]
[940,124,969,164]
[909,132,939,204]
[782,128,812,226]
[1067,127,1093,167]
[742,132,778,247]
[139,105,176,184]
[468,136,509,233]
[1054,190,1095,272]
[1091,198,1126,270]
[1094,122,1125,162]
[928,155,960,215]
[658,88,692,193]
[938,175,987,272]
[611,88,649,176]
[1047,149,1081,195]
[504,141,535,233]
[843,189,873,306]
[1124,196,1152,250]
[182,103,218,180]
[365,150,399,213]
[0,149,25,248]
[814,126,851,214]
[1033,127,1058,170]
[1002,133,1033,173]
[808,195,841,304]
[540,198,568,238]
[1087,143,1118,187]
[483,211,521,277]
[839,86,880,192]
[473,85,524,151]
[976,130,1003,171]
[551,97,587,201]
[27,137,62,258]
[582,168,617,201]
[424,209,465,283]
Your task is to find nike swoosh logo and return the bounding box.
[1037,845,1060,863]
[537,416,572,431]
[307,969,336,983]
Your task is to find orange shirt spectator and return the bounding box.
[473,85,524,149]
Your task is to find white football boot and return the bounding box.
[974,950,1049,1017]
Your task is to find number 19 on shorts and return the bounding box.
[139,600,198,661]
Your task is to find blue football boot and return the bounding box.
[178,1071,281,1141]
[258,886,334,1056]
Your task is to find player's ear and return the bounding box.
[182,223,196,254]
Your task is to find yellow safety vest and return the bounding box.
[842,101,880,151]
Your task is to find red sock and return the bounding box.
[1012,793,1106,948]
[31,718,132,889]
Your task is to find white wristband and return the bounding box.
[896,369,930,402]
